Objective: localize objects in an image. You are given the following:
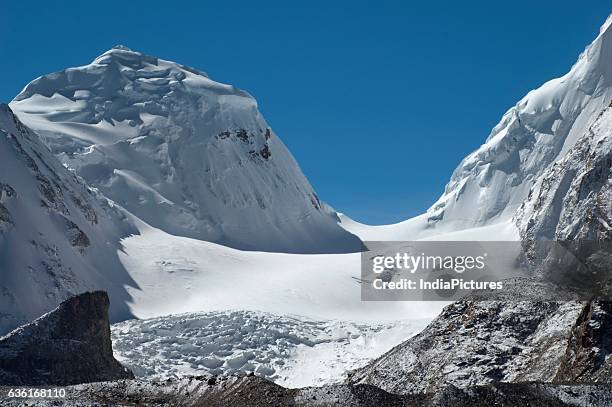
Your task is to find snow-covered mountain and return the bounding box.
[346,16,612,396]
[343,15,612,241]
[427,15,612,229]
[10,46,360,254]
[0,104,137,334]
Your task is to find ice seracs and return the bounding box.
[10,46,361,254]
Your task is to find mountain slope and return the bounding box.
[10,46,360,253]
[342,15,612,240]
[0,104,137,334]
[348,299,612,394]
[426,15,612,230]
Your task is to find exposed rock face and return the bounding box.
[348,299,612,395]
[514,100,612,294]
[555,301,612,383]
[516,104,612,243]
[0,291,133,385]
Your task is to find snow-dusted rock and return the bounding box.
[10,46,360,254]
[513,83,612,292]
[349,299,612,395]
[516,102,612,242]
[348,300,578,393]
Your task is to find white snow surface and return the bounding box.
[117,218,444,322]
[10,46,360,254]
[111,310,427,388]
[340,213,519,242]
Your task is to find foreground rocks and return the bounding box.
[1,291,612,406]
[348,300,612,395]
[1,376,612,406]
[0,291,133,385]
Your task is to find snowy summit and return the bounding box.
[10,46,361,254]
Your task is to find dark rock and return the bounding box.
[259,145,271,160]
[0,291,134,385]
[2,377,612,406]
[555,301,612,383]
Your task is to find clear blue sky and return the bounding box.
[1,1,609,224]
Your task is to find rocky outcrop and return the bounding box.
[349,301,583,394]
[347,299,612,395]
[555,301,612,383]
[0,291,133,385]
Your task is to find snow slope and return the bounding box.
[0,104,137,334]
[340,213,519,242]
[343,15,612,240]
[10,46,360,254]
[116,217,443,322]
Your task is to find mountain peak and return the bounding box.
[111,44,133,52]
[10,48,361,254]
[92,44,157,68]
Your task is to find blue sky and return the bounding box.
[1,1,609,224]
